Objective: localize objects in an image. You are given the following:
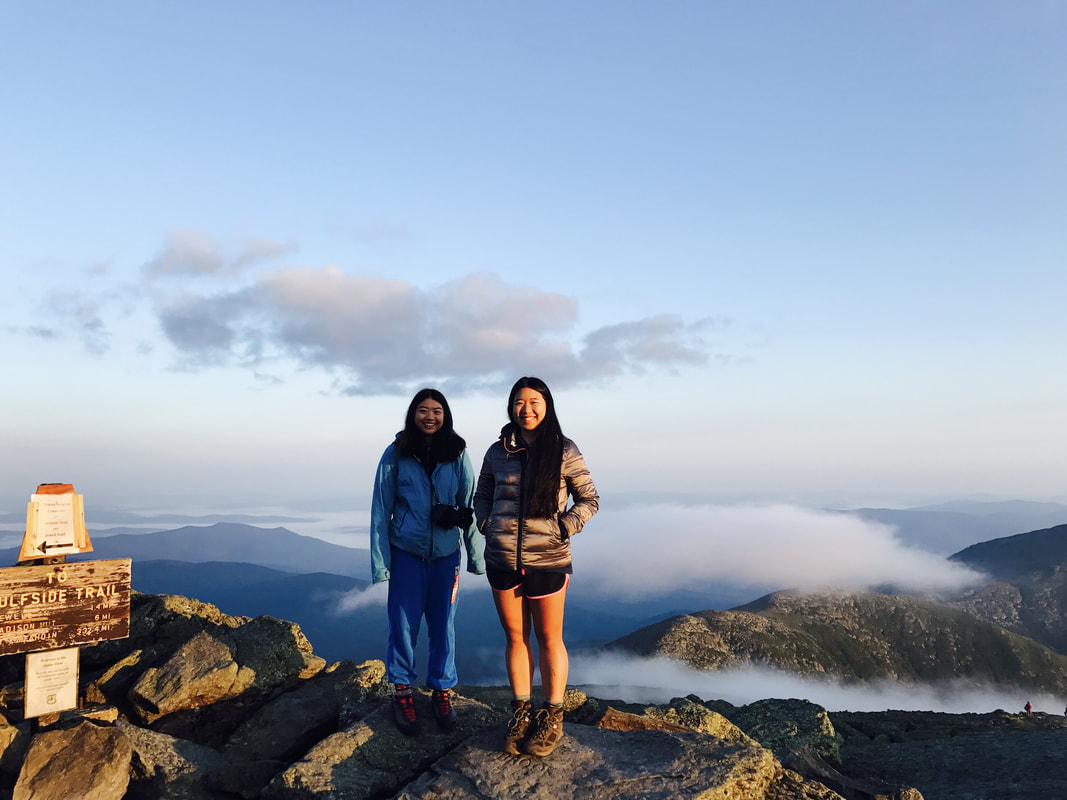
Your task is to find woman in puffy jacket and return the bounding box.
[370,388,485,735]
[474,376,599,757]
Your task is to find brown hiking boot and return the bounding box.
[502,699,533,755]
[523,703,564,757]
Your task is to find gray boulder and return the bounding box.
[391,722,843,800]
[213,659,389,798]
[118,718,227,800]
[262,692,504,800]
[129,630,254,724]
[128,616,326,730]
[0,712,30,775]
[644,696,756,743]
[13,719,132,800]
[730,697,842,764]
[83,592,247,673]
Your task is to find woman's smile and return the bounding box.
[512,388,546,432]
[415,400,445,435]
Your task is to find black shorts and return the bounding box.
[487,568,569,599]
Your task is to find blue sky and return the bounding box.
[2,2,1065,514]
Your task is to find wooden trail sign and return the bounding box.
[0,559,131,657]
[19,483,93,561]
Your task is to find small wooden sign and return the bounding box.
[0,559,131,657]
[25,647,80,718]
[20,484,93,561]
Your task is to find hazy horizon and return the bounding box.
[3,493,1063,713]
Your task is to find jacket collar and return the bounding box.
[501,423,530,455]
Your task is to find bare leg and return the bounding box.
[493,586,534,698]
[529,583,568,705]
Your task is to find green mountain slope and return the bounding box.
[606,589,1067,694]
[949,524,1067,655]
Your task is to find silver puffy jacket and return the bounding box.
[474,426,599,572]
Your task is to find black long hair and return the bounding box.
[508,376,564,517]
[396,388,466,466]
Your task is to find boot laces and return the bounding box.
[433,690,453,717]
[507,701,531,734]
[396,693,417,723]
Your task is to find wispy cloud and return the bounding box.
[23,326,59,340]
[331,217,414,245]
[333,580,388,613]
[33,291,114,355]
[150,266,723,395]
[576,505,985,597]
[144,229,296,279]
[581,315,716,375]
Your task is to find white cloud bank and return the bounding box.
[576,504,985,596]
[331,502,984,617]
[568,652,1060,714]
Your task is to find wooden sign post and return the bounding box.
[4,484,131,721]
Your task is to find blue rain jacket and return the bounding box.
[370,441,485,583]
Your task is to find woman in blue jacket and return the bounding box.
[371,388,485,734]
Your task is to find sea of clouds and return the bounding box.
[566,652,1062,715]
[333,502,986,613]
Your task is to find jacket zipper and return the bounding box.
[418,451,435,561]
[516,449,526,574]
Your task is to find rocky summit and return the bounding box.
[0,592,1063,799]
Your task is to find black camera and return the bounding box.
[431,504,474,529]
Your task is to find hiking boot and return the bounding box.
[391,685,420,735]
[502,699,533,755]
[432,689,457,731]
[523,703,564,757]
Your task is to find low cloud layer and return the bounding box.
[577,504,985,596]
[568,652,1060,713]
[331,502,983,618]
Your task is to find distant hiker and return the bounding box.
[1024,701,1033,716]
[475,377,599,757]
[371,389,485,735]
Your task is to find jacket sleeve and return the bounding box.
[558,440,599,539]
[370,445,397,583]
[473,448,495,534]
[458,450,485,574]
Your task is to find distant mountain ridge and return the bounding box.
[132,560,367,664]
[949,523,1067,579]
[838,502,1067,556]
[0,522,372,579]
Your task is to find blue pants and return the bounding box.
[386,547,461,689]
